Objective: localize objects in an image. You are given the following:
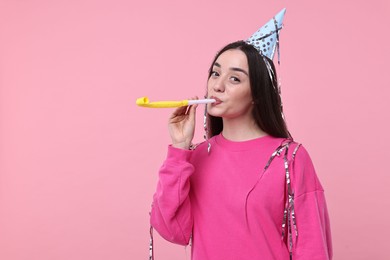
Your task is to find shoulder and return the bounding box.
[270,138,304,160]
[290,142,310,163]
[276,139,311,164]
[289,142,315,172]
[285,141,324,195]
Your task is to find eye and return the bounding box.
[230,76,241,83]
[211,71,220,77]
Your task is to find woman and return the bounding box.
[149,41,332,259]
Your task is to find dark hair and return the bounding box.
[207,40,291,139]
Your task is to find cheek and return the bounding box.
[231,88,252,102]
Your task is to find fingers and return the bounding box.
[171,106,187,117]
[167,96,198,149]
[169,96,199,122]
[188,96,198,119]
[188,96,199,109]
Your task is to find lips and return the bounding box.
[210,96,222,105]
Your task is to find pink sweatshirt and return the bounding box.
[150,134,332,259]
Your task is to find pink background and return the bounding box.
[1,0,389,259]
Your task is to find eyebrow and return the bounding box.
[214,62,249,76]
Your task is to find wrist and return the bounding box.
[172,141,191,150]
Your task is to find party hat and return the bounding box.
[246,8,286,61]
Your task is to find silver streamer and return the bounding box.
[272,18,281,65]
[149,225,154,260]
[203,96,211,153]
[263,140,301,258]
[282,142,301,258]
[292,144,302,159]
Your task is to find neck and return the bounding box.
[221,114,268,141]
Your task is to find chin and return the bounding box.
[207,109,224,118]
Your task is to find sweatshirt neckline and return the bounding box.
[214,133,275,151]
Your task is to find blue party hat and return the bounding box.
[246,8,286,61]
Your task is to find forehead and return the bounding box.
[215,49,248,70]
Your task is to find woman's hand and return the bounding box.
[168,97,198,150]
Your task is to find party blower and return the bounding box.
[136,97,216,108]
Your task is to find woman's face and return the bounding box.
[207,49,253,119]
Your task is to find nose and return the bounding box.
[212,77,225,93]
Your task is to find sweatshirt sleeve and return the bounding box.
[150,145,194,245]
[291,145,333,260]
